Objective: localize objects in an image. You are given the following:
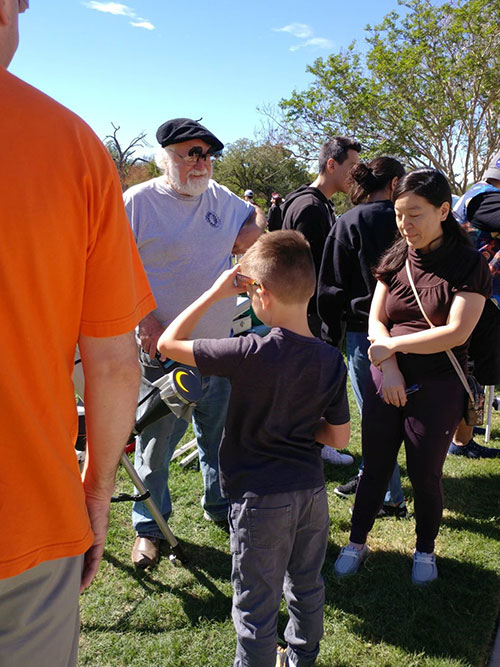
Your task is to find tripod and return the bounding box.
[74,355,202,565]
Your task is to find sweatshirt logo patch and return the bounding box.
[206,211,221,228]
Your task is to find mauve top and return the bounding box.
[383,237,491,381]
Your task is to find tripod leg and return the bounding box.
[119,453,187,564]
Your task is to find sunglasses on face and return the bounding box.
[235,273,262,290]
[18,0,29,12]
[167,146,221,164]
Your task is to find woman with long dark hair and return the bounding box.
[333,169,491,584]
[318,157,407,512]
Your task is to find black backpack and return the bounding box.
[468,297,500,385]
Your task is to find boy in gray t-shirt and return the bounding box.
[158,231,350,667]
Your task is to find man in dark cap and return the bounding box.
[124,118,265,568]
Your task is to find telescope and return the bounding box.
[74,355,202,565]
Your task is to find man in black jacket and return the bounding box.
[282,137,361,338]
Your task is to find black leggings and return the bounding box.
[350,365,464,553]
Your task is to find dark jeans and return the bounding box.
[350,365,464,553]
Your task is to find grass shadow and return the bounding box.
[83,540,233,633]
[323,548,500,665]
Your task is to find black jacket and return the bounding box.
[281,185,335,336]
[281,185,335,275]
[317,200,398,347]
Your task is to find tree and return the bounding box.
[212,139,310,207]
[104,123,156,190]
[269,0,500,193]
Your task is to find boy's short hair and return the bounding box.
[318,136,361,174]
[239,230,316,305]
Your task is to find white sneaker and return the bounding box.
[321,447,354,466]
[411,550,438,585]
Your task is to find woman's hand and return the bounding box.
[368,336,395,367]
[379,364,407,407]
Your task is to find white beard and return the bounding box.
[165,156,210,196]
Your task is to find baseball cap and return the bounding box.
[484,150,500,181]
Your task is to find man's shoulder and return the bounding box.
[123,177,166,201]
[2,69,106,157]
[207,180,247,205]
[282,186,329,224]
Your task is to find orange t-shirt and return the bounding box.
[0,67,156,579]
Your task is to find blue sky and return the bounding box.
[11,0,412,157]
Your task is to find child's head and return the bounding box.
[239,230,315,305]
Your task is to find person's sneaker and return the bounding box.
[448,439,500,459]
[321,446,354,466]
[334,475,360,499]
[203,511,229,529]
[376,501,408,518]
[411,550,438,585]
[334,544,369,577]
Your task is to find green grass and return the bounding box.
[79,389,500,666]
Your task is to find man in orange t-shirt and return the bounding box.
[0,1,156,665]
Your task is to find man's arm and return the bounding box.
[232,208,266,254]
[78,331,141,592]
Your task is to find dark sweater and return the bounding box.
[317,200,398,347]
[387,238,491,381]
[281,185,335,336]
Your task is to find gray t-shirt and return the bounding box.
[124,176,253,340]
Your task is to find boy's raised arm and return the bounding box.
[157,265,241,366]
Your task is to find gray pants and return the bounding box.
[229,487,329,667]
[0,555,83,667]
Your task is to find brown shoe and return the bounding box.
[132,536,160,569]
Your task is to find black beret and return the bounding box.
[156,118,224,152]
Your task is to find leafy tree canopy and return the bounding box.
[273,0,500,193]
[212,139,311,209]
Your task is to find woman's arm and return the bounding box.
[369,291,486,366]
[366,280,407,406]
[368,280,392,341]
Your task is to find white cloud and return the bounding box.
[290,37,334,52]
[84,2,134,16]
[274,23,313,39]
[83,2,156,29]
[130,20,155,30]
[274,22,333,52]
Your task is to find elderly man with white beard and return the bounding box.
[124,118,265,568]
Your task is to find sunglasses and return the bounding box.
[235,273,262,290]
[18,0,29,11]
[167,145,221,164]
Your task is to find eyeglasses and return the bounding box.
[18,0,29,12]
[166,146,221,164]
[235,273,262,290]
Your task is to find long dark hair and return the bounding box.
[350,157,405,205]
[375,168,471,282]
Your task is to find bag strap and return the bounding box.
[404,259,474,401]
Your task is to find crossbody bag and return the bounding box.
[405,259,484,425]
